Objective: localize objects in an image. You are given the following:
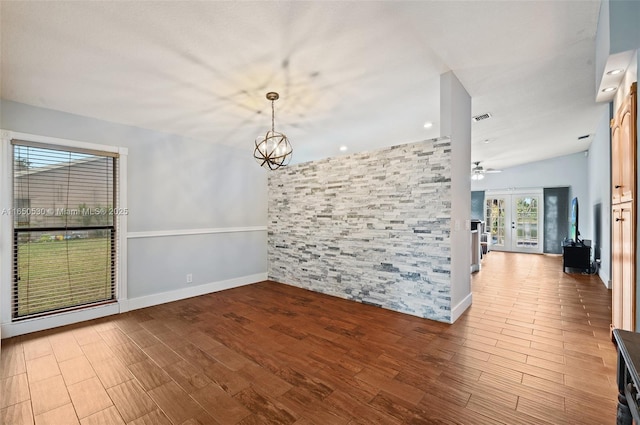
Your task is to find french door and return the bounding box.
[485,190,543,254]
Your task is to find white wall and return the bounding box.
[440,71,472,321]
[588,108,613,287]
[471,151,590,238]
[608,1,640,55]
[0,100,268,335]
[596,0,640,329]
[613,50,638,108]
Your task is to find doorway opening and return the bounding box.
[485,189,544,254]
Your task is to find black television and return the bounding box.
[570,197,580,243]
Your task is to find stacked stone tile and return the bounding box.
[268,138,452,322]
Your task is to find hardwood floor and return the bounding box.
[1,252,618,424]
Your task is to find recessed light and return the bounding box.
[606,69,624,76]
[602,87,617,93]
[483,139,491,144]
[423,122,433,129]
[339,146,348,152]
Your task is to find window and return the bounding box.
[12,140,119,319]
[14,198,30,225]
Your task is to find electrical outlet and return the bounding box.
[186,273,193,284]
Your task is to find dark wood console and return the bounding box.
[562,239,591,273]
[613,329,640,424]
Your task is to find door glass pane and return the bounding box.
[515,196,538,248]
[486,198,506,247]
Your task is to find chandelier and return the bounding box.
[254,92,293,170]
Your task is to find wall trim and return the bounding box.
[1,130,126,155]
[128,226,267,239]
[485,188,544,196]
[2,273,267,338]
[1,303,120,339]
[450,292,473,323]
[125,273,267,311]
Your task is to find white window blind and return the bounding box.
[12,140,119,320]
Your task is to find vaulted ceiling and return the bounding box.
[1,1,607,170]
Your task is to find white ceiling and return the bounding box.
[1,1,607,170]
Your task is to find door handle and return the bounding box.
[615,185,622,189]
[616,217,624,222]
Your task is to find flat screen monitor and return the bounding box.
[570,197,579,243]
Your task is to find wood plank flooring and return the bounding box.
[1,252,618,424]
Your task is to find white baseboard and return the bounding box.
[1,273,267,339]
[599,272,612,289]
[450,292,473,323]
[125,273,267,312]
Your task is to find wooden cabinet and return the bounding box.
[612,203,635,330]
[612,83,637,204]
[612,83,637,332]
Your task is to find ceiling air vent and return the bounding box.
[472,113,492,122]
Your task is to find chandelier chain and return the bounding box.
[271,100,275,134]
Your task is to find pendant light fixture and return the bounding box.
[254,92,293,170]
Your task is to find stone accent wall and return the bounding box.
[267,138,453,321]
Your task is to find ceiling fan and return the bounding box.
[471,161,502,180]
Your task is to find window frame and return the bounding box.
[1,130,128,338]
